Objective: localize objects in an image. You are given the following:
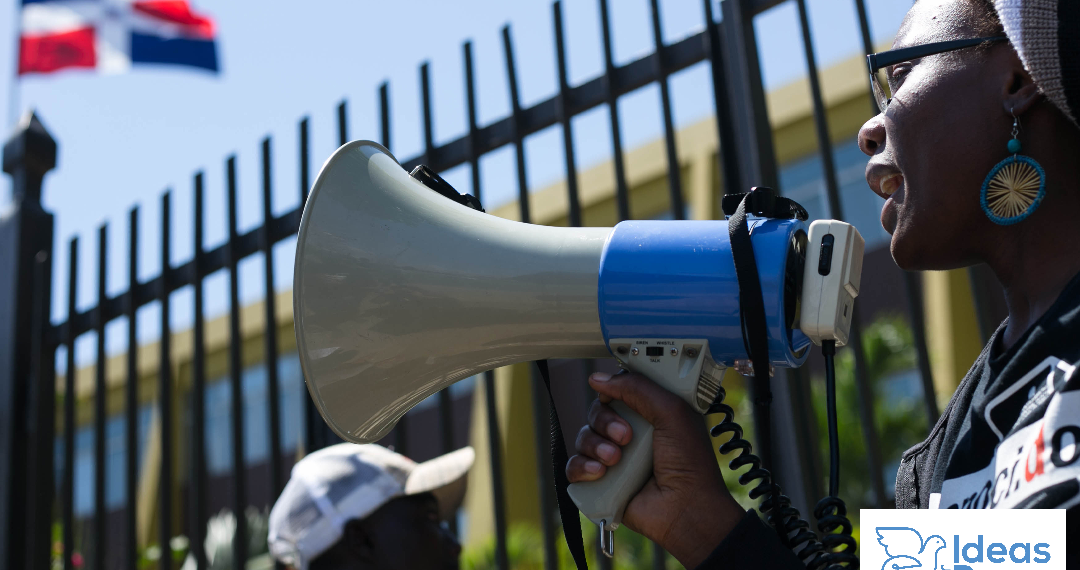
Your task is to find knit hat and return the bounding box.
[993,0,1080,127]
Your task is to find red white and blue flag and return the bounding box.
[18,0,218,76]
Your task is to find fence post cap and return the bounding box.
[3,110,58,181]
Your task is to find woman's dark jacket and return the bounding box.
[696,272,1080,569]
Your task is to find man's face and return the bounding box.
[354,493,461,570]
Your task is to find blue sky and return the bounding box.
[1,0,911,365]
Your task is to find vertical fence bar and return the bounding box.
[553,1,582,227]
[27,249,55,570]
[720,0,779,192]
[158,192,174,570]
[702,0,743,198]
[337,101,348,147]
[720,0,824,519]
[420,62,435,167]
[529,372,559,570]
[905,275,939,423]
[190,175,208,570]
[850,0,939,425]
[648,0,686,220]
[261,138,284,505]
[437,383,454,455]
[502,26,532,225]
[794,0,841,218]
[380,83,391,151]
[62,238,77,570]
[226,157,249,568]
[503,25,558,570]
[482,370,510,570]
[125,208,139,570]
[93,224,108,570]
[598,0,631,221]
[852,0,875,75]
[0,111,57,570]
[299,118,311,206]
[794,0,886,507]
[464,39,508,569]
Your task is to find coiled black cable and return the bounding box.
[707,341,859,569]
[707,387,821,564]
[811,340,859,569]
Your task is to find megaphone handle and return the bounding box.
[566,400,655,532]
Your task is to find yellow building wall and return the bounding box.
[922,270,985,409]
[461,363,544,546]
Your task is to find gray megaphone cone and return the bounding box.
[294,141,611,444]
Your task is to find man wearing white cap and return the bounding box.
[268,443,475,570]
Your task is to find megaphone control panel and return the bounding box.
[800,220,865,347]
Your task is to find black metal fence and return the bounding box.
[0,1,998,569]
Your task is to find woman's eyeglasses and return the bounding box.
[867,36,1008,114]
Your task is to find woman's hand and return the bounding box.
[565,371,746,568]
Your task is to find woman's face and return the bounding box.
[859,0,1010,270]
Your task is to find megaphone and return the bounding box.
[294,141,864,548]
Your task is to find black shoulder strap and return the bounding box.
[725,187,808,543]
[536,360,590,570]
[726,190,777,473]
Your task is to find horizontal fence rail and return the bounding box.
[0,1,971,570]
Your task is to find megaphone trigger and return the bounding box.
[567,338,723,534]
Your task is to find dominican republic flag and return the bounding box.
[18,0,218,76]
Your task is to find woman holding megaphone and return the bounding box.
[567,0,1080,567]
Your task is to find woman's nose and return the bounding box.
[858,114,886,156]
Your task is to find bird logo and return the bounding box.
[876,527,947,570]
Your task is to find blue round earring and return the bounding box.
[980,110,1046,225]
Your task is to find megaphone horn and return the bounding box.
[294,141,612,444]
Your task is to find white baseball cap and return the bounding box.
[267,443,475,570]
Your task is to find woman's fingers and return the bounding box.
[588,371,689,429]
[587,399,633,446]
[574,425,623,465]
[565,454,607,482]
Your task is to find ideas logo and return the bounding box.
[861,510,1066,569]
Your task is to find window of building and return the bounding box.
[203,352,306,476]
[60,405,153,517]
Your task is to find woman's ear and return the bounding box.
[1002,57,1042,116]
[344,519,376,564]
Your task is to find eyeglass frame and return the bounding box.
[867,36,1008,114]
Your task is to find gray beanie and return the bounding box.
[994,0,1080,127]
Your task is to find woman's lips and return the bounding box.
[880,175,903,234]
[880,173,903,197]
